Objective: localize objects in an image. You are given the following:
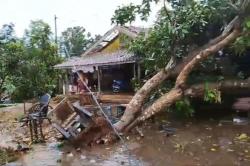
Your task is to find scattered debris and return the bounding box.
[67,152,74,157]
[49,97,94,140]
[80,155,86,160]
[15,142,30,152]
[89,159,96,163]
[174,143,185,153]
[233,117,249,125]
[235,133,250,142]
[159,125,177,136]
[227,148,234,152]
[135,127,144,137]
[0,147,19,165]
[210,148,217,152]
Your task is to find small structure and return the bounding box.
[55,26,146,99]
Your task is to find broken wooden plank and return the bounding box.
[61,112,77,128]
[99,93,133,104]
[72,101,93,117]
[79,93,97,105]
[49,97,75,123]
[52,123,71,139]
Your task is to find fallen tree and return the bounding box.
[125,25,244,132]
[112,0,250,133]
[114,20,239,131]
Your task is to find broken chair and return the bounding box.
[20,93,52,143]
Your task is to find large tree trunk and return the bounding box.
[125,28,241,132]
[114,66,172,131]
[114,19,239,131]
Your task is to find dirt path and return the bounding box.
[1,104,250,166]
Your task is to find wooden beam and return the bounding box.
[97,66,101,93]
[133,63,136,78]
[137,63,141,80]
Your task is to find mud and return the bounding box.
[1,104,250,166]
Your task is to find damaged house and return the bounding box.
[55,26,146,103]
[51,26,146,140]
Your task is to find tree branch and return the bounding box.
[185,79,250,98]
[175,28,241,87]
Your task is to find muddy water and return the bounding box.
[1,104,250,166]
[7,142,145,166]
[5,121,250,166]
[133,121,250,166]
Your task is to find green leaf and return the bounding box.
[246,21,250,28]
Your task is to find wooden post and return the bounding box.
[63,79,66,95]
[97,66,101,93]
[24,102,26,114]
[137,63,141,80]
[133,63,136,78]
[63,70,70,95]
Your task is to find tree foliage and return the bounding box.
[12,20,62,101]
[110,0,250,125]
[61,26,93,57]
[0,24,24,95]
[0,20,62,101]
[117,0,237,73]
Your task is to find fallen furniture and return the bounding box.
[49,97,94,140]
[49,93,128,141]
[20,93,52,143]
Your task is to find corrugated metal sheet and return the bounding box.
[54,50,136,69]
[82,26,147,56]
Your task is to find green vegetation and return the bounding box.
[174,98,195,118]
[61,26,95,57]
[0,21,62,101]
[0,20,100,102]
[204,83,221,103]
[0,147,19,165]
[111,0,250,119]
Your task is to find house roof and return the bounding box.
[81,26,146,56]
[54,50,137,70]
[55,26,145,70]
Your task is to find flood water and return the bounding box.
[1,104,250,166]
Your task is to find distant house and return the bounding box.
[55,26,146,95]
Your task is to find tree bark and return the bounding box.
[114,68,172,131]
[175,29,241,86]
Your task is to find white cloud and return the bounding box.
[0,0,162,37]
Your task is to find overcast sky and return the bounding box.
[0,0,162,37]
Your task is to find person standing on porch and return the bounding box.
[77,71,89,93]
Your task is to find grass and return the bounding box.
[0,147,19,165]
[0,104,17,109]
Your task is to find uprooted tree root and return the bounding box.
[72,117,118,147]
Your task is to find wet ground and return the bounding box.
[1,104,250,166]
